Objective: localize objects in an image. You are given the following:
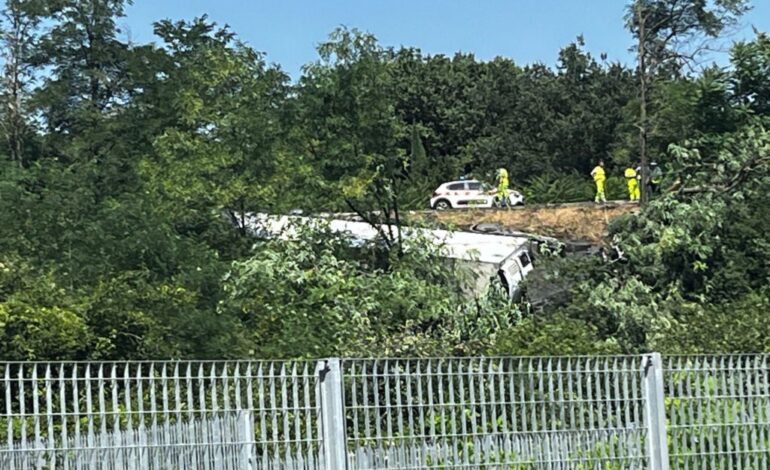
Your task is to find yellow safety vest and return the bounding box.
[624,168,637,179]
[591,166,605,181]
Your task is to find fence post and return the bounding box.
[318,358,348,470]
[643,353,669,470]
[238,411,255,470]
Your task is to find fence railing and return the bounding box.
[1,354,768,469]
[343,356,651,469]
[663,355,770,470]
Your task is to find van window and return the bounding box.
[518,252,531,268]
[447,183,465,191]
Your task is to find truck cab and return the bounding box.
[498,248,534,300]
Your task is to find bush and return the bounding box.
[521,173,593,203]
[521,172,630,204]
[656,292,770,353]
[489,313,621,356]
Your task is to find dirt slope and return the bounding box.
[415,201,638,243]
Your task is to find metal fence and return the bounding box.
[343,357,651,469]
[664,355,770,470]
[1,355,768,469]
[0,361,320,470]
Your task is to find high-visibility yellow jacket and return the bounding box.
[651,166,663,184]
[497,169,509,191]
[591,166,606,181]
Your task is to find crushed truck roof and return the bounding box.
[244,213,530,265]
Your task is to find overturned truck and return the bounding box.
[243,213,536,300]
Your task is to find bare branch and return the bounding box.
[344,198,394,250]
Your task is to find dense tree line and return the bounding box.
[0,0,767,360]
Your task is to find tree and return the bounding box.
[550,37,635,174]
[627,0,749,204]
[397,123,433,208]
[0,0,45,166]
[732,32,770,116]
[140,17,291,238]
[0,255,89,360]
[34,0,133,168]
[297,28,409,253]
[38,0,132,109]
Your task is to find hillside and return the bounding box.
[411,201,638,243]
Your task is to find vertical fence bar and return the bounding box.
[31,365,41,470]
[71,365,82,470]
[317,358,347,470]
[123,365,134,470]
[644,353,669,470]
[18,364,27,470]
[58,365,68,470]
[245,363,256,470]
[84,365,94,469]
[111,364,122,469]
[45,366,54,470]
[185,363,196,470]
[4,365,14,470]
[136,364,146,470]
[238,410,255,470]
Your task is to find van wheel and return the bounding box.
[434,200,451,210]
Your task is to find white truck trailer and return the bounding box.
[244,213,534,300]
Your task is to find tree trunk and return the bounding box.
[637,3,650,206]
[4,7,25,167]
[390,177,403,257]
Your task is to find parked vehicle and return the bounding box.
[245,213,534,301]
[429,179,524,210]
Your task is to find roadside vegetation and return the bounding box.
[0,0,768,359]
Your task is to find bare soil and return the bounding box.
[411,201,638,243]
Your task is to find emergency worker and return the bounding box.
[590,160,606,203]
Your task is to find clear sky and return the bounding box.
[122,0,770,80]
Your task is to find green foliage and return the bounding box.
[732,33,770,115]
[520,173,627,204]
[490,313,622,356]
[140,18,292,235]
[221,225,520,358]
[0,257,89,360]
[535,119,770,353]
[0,1,767,361]
[297,28,401,211]
[660,291,770,353]
[522,173,593,204]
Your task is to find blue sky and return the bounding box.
[123,0,770,80]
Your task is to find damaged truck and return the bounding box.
[242,213,538,301]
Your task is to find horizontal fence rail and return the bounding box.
[1,354,769,469]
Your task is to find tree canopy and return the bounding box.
[0,0,767,360]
